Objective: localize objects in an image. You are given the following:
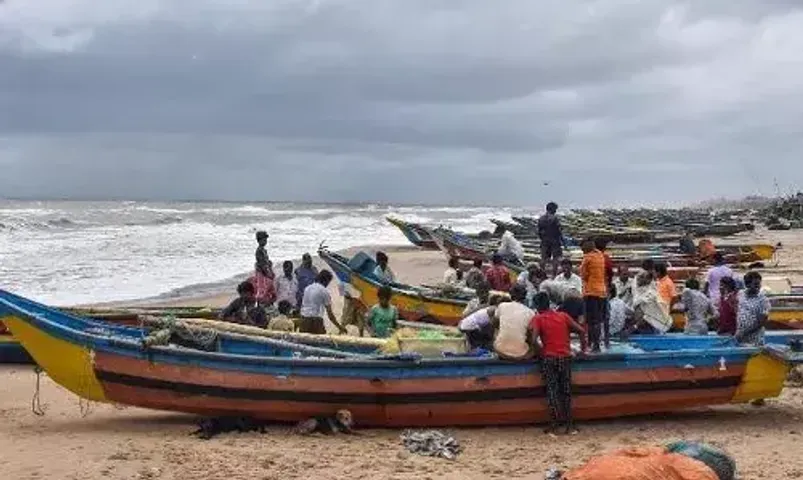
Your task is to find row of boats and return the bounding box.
[2,210,803,427]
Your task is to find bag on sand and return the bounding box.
[666,442,736,480]
[562,446,721,480]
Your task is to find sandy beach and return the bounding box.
[3,233,803,479]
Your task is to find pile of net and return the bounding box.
[142,315,219,351]
[379,327,467,357]
[554,442,735,480]
[400,430,461,460]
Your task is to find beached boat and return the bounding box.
[319,247,469,326]
[385,217,440,250]
[429,228,702,282]
[2,289,801,427]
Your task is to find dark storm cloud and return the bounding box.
[1,0,803,206]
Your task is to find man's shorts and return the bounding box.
[541,241,563,261]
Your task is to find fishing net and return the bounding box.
[142,315,219,351]
[379,328,467,357]
[666,442,736,480]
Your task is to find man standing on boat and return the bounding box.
[580,239,608,352]
[538,202,564,277]
[255,231,270,266]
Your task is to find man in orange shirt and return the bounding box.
[580,239,608,352]
[654,262,677,315]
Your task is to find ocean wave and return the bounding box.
[123,216,184,226]
[0,217,84,231]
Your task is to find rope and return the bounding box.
[31,366,46,416]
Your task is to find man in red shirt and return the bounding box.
[528,292,586,436]
[484,253,512,292]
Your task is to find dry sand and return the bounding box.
[3,233,803,479]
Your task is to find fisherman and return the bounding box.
[580,239,608,352]
[299,270,347,335]
[554,258,583,294]
[630,271,673,335]
[251,260,277,307]
[484,253,513,292]
[654,262,677,315]
[497,230,525,265]
[295,253,318,309]
[463,281,491,316]
[704,252,734,308]
[538,202,564,277]
[679,230,697,255]
[364,285,399,338]
[491,284,535,360]
[608,284,632,339]
[373,251,396,283]
[459,296,503,351]
[528,291,585,436]
[641,258,656,280]
[339,281,366,336]
[717,277,739,335]
[679,278,713,335]
[275,260,299,313]
[464,259,486,290]
[734,271,771,345]
[517,263,546,307]
[611,265,634,306]
[255,230,270,266]
[443,257,464,286]
[558,289,586,327]
[220,281,268,328]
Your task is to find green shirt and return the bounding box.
[367,304,398,338]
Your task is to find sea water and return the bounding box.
[0,200,521,305]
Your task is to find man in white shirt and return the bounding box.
[443,257,463,286]
[373,251,396,283]
[554,258,582,293]
[611,264,634,306]
[275,260,299,311]
[299,270,347,335]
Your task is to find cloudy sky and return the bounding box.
[1,1,802,207]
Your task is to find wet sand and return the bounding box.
[3,232,803,479]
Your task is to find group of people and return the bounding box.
[218,212,773,436]
[454,202,774,434]
[220,231,400,338]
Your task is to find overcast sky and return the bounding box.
[1,1,802,207]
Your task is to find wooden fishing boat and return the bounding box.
[671,305,803,331]
[2,289,801,427]
[430,229,703,282]
[385,217,439,250]
[319,247,469,326]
